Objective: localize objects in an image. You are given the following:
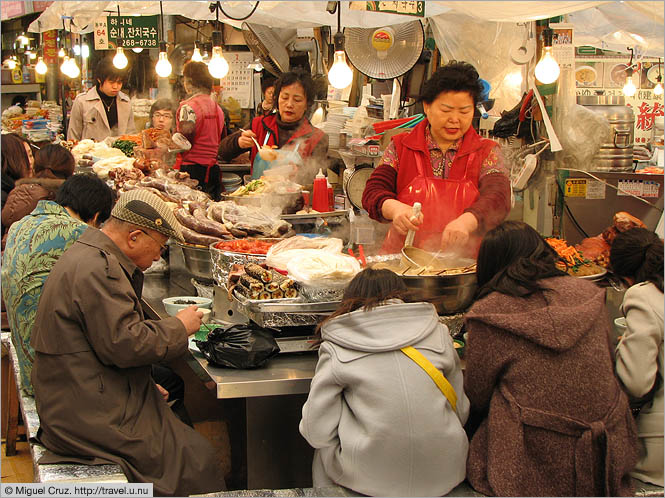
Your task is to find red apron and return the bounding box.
[381,149,481,255]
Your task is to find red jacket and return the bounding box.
[392,119,496,195]
[177,94,225,167]
[249,114,325,165]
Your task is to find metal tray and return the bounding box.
[280,210,349,221]
[232,288,339,327]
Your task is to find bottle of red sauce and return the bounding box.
[312,168,330,212]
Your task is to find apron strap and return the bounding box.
[414,152,426,177]
[400,346,457,412]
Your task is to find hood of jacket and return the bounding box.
[466,276,606,352]
[321,300,440,352]
[15,177,65,191]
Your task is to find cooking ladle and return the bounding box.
[399,202,422,269]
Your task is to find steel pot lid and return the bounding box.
[577,95,626,106]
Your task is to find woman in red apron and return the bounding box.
[218,69,328,183]
[176,61,226,201]
[362,62,511,257]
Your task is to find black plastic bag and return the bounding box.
[195,324,280,369]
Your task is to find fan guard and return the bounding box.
[344,21,424,80]
[242,22,290,76]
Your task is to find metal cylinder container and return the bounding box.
[578,94,635,172]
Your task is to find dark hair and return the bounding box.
[33,144,75,180]
[274,69,316,109]
[316,268,410,335]
[149,99,175,123]
[610,227,663,292]
[420,61,483,106]
[95,57,128,87]
[56,174,115,224]
[261,76,276,93]
[183,61,214,92]
[476,221,567,299]
[1,133,31,181]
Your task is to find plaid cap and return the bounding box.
[112,189,184,243]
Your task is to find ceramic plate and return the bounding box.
[575,65,597,86]
[578,268,608,280]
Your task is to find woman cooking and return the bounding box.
[219,69,328,182]
[362,62,511,256]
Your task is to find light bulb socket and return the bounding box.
[212,31,223,49]
[656,74,662,84]
[333,31,345,52]
[626,66,634,78]
[542,27,554,49]
[159,41,167,53]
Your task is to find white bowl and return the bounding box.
[162,296,213,317]
[200,308,212,323]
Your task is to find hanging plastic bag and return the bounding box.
[195,324,280,369]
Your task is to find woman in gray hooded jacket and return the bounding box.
[299,268,469,497]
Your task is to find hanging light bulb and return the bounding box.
[623,67,637,97]
[6,57,17,70]
[58,46,66,58]
[68,56,80,78]
[132,47,143,53]
[113,46,128,69]
[35,56,47,75]
[17,33,29,46]
[60,55,71,76]
[191,43,203,62]
[328,31,353,89]
[208,31,229,79]
[534,27,560,84]
[27,51,37,60]
[654,75,663,96]
[155,41,172,78]
[81,44,89,59]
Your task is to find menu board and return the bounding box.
[220,52,254,109]
[94,16,159,50]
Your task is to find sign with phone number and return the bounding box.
[94,15,159,50]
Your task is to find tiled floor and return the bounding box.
[1,440,34,483]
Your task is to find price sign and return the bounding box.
[95,16,159,50]
[350,1,425,17]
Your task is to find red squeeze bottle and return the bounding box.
[312,169,330,212]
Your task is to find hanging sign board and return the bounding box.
[43,30,58,64]
[349,1,425,18]
[94,16,159,50]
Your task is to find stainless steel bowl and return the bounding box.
[367,254,477,314]
[178,244,214,282]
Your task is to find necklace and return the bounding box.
[102,98,114,113]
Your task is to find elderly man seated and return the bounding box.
[30,189,226,496]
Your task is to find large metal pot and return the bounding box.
[367,254,477,314]
[578,94,635,172]
[178,243,214,282]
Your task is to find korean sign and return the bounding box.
[349,1,425,18]
[94,16,159,50]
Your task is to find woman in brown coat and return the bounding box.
[464,221,638,497]
[2,144,75,236]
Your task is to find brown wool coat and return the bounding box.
[464,276,638,497]
[30,228,225,496]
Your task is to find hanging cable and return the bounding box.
[215,1,260,21]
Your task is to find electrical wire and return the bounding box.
[216,1,260,21]
[555,179,590,238]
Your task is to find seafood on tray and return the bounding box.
[227,263,298,301]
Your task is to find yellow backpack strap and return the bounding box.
[400,346,457,412]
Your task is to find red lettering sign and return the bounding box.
[43,30,58,64]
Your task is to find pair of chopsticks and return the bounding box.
[348,245,367,267]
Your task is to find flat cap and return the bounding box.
[112,189,184,243]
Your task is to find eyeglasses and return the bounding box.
[152,112,173,119]
[138,229,168,257]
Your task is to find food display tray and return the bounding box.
[232,289,339,327]
[280,210,349,221]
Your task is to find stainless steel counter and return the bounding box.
[141,251,317,400]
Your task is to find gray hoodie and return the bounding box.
[299,300,469,497]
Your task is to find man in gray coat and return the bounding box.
[31,189,225,496]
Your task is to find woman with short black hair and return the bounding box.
[464,221,638,496]
[67,57,135,141]
[219,68,328,182]
[611,227,664,486]
[176,61,226,201]
[362,61,510,257]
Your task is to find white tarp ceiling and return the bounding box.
[28,1,663,56]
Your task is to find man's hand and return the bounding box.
[175,305,203,335]
[440,212,478,251]
[238,129,258,150]
[156,383,169,402]
[382,199,424,235]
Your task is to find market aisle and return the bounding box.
[1,440,33,482]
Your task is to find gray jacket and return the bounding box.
[300,301,469,497]
[616,281,664,486]
[67,86,135,141]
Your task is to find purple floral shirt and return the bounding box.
[380,125,508,180]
